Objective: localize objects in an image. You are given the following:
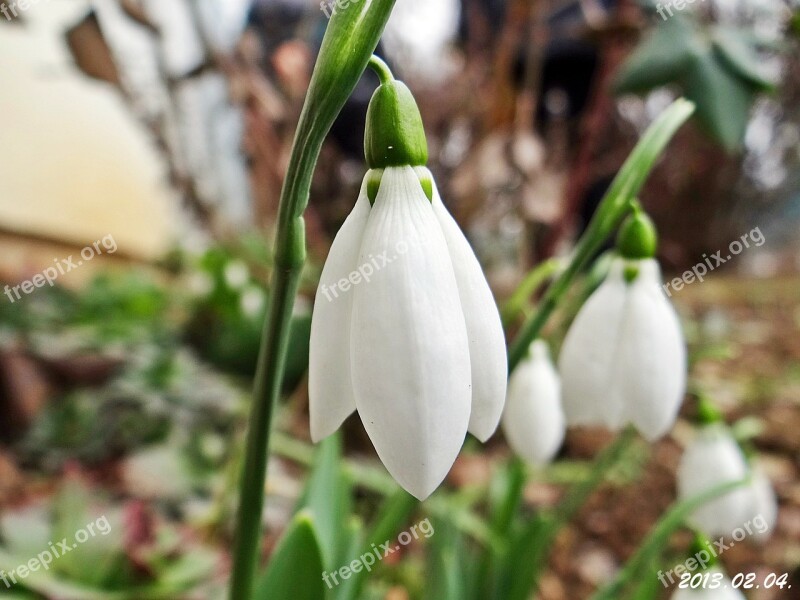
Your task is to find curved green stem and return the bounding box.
[228,3,397,599]
[507,98,695,372]
[368,55,394,84]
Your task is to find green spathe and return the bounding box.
[365,72,428,169]
[617,209,658,260]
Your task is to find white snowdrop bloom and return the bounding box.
[670,569,745,600]
[677,425,752,537]
[559,255,686,440]
[747,467,778,542]
[502,340,564,465]
[309,166,506,500]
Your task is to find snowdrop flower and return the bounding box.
[678,411,778,541]
[677,425,753,537]
[559,210,686,440]
[308,59,506,500]
[502,340,564,465]
[670,568,745,600]
[748,466,778,542]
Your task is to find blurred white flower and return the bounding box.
[677,425,753,537]
[502,340,564,465]
[309,166,506,499]
[748,467,778,541]
[224,260,250,289]
[559,257,686,440]
[670,569,745,600]
[240,286,266,318]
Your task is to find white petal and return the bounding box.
[350,166,471,500]
[559,259,627,429]
[502,341,564,465]
[748,467,777,542]
[308,182,371,441]
[428,175,507,441]
[677,426,752,537]
[616,259,686,440]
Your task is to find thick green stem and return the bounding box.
[228,2,397,598]
[507,99,695,372]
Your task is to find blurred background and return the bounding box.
[0,0,798,598]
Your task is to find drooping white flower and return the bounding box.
[558,256,686,440]
[670,568,745,600]
[677,425,753,537]
[747,466,778,542]
[502,340,564,465]
[309,166,506,500]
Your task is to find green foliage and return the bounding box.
[614,15,780,151]
[254,511,327,600]
[0,481,216,599]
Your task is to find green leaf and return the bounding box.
[331,518,364,600]
[475,459,526,599]
[685,51,754,152]
[425,518,466,600]
[341,490,417,599]
[711,26,777,91]
[591,477,751,600]
[255,511,326,600]
[613,17,697,94]
[295,434,351,570]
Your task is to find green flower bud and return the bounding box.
[617,208,658,260]
[696,395,723,425]
[364,56,428,169]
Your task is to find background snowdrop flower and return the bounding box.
[677,425,752,537]
[747,467,778,542]
[559,210,686,440]
[502,340,564,465]
[670,568,745,600]
[308,60,506,500]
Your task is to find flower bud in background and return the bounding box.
[502,340,564,465]
[559,210,687,440]
[308,58,506,500]
[748,466,778,542]
[677,424,753,537]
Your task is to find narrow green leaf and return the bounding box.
[296,434,350,569]
[255,511,326,600]
[425,518,466,600]
[590,477,751,600]
[685,51,754,152]
[343,490,417,599]
[504,428,638,600]
[476,459,526,598]
[332,518,365,600]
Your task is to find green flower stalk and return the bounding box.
[507,99,695,373]
[228,2,397,599]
